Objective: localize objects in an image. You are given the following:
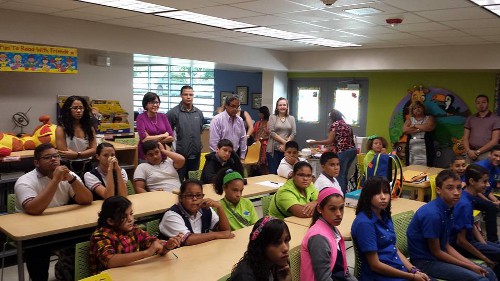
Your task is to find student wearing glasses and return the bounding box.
[136,92,174,161]
[159,179,234,246]
[14,143,92,281]
[55,95,97,178]
[269,161,319,220]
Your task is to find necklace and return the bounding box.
[150,113,158,125]
[279,116,286,123]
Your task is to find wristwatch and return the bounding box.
[475,149,481,156]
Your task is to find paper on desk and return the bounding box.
[403,170,428,183]
[256,181,284,188]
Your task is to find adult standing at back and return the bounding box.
[167,86,204,180]
[309,109,355,193]
[463,94,500,162]
[136,92,174,161]
[403,101,436,166]
[209,95,247,160]
[266,97,296,174]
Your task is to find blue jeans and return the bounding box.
[412,259,496,281]
[471,241,500,277]
[472,196,499,242]
[267,150,284,175]
[338,147,357,194]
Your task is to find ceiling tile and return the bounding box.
[148,0,221,10]
[373,32,422,40]
[189,5,262,18]
[211,37,254,43]
[239,15,298,26]
[433,36,489,44]
[276,9,344,22]
[231,0,312,14]
[415,7,495,21]
[181,32,228,39]
[201,30,253,37]
[360,12,430,25]
[0,1,62,14]
[336,25,397,34]
[168,22,223,32]
[480,36,500,43]
[120,14,185,26]
[72,5,141,18]
[314,18,376,29]
[50,10,112,21]
[383,0,475,12]
[98,18,156,28]
[412,29,470,39]
[144,25,193,34]
[441,18,500,29]
[462,27,500,36]
[15,0,92,10]
[326,2,405,18]
[270,22,331,32]
[391,22,451,32]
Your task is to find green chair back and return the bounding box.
[126,180,135,195]
[188,170,202,180]
[7,193,16,214]
[352,239,363,279]
[289,245,301,281]
[261,195,273,217]
[217,273,231,281]
[146,219,160,237]
[392,210,414,257]
[74,241,91,281]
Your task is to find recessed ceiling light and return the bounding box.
[344,7,382,15]
[470,0,500,5]
[484,4,500,14]
[78,0,175,13]
[156,11,255,29]
[294,38,361,47]
[236,27,314,40]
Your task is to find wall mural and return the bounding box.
[389,85,471,167]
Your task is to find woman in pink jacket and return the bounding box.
[301,187,357,281]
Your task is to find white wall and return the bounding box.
[262,71,288,112]
[0,49,133,134]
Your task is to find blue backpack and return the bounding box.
[361,152,403,197]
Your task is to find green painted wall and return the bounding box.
[288,71,497,148]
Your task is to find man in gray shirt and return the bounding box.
[167,85,204,180]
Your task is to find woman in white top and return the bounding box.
[56,95,96,178]
[266,97,296,175]
[402,101,435,166]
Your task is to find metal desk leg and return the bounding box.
[16,241,24,281]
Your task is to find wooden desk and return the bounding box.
[106,222,309,281]
[284,198,425,240]
[0,192,176,281]
[402,165,443,202]
[199,174,286,201]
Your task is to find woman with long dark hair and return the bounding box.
[253,106,270,174]
[231,216,292,281]
[56,95,96,178]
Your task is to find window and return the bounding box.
[133,59,215,118]
[297,87,320,123]
[334,87,360,126]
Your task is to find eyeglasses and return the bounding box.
[183,193,205,200]
[70,106,84,111]
[38,153,61,160]
[148,101,160,105]
[295,173,313,179]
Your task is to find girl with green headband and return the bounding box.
[213,168,258,231]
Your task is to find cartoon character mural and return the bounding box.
[0,53,10,69]
[389,86,470,167]
[10,54,23,70]
[24,54,37,71]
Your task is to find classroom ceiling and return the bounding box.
[1,0,500,52]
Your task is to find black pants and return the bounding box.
[177,155,200,181]
[473,195,499,242]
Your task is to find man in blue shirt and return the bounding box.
[451,164,500,277]
[407,170,495,281]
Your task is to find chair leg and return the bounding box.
[1,241,8,281]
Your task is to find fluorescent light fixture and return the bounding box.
[236,27,314,40]
[344,7,382,15]
[294,38,361,47]
[484,4,500,14]
[78,0,175,13]
[471,0,500,5]
[156,11,255,29]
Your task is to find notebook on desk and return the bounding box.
[403,170,428,183]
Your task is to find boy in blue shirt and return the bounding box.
[451,164,500,276]
[407,169,496,281]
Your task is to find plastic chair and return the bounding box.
[392,210,414,257]
[79,272,112,281]
[74,241,91,281]
[352,240,363,279]
[126,180,135,195]
[146,219,160,237]
[289,245,301,281]
[188,170,202,180]
[429,174,438,201]
[243,141,261,165]
[261,195,273,217]
[199,152,209,171]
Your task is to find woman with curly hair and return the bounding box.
[231,216,292,281]
[56,95,96,178]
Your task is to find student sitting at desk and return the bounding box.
[277,141,306,179]
[201,138,244,184]
[269,161,318,220]
[90,196,182,274]
[363,135,388,169]
[133,140,185,193]
[159,179,234,246]
[14,143,93,281]
[407,170,495,281]
[301,187,357,281]
[231,216,292,281]
[84,142,128,200]
[351,177,430,281]
[314,152,342,194]
[213,168,258,231]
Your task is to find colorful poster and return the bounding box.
[0,43,77,74]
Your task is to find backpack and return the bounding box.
[361,152,403,197]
